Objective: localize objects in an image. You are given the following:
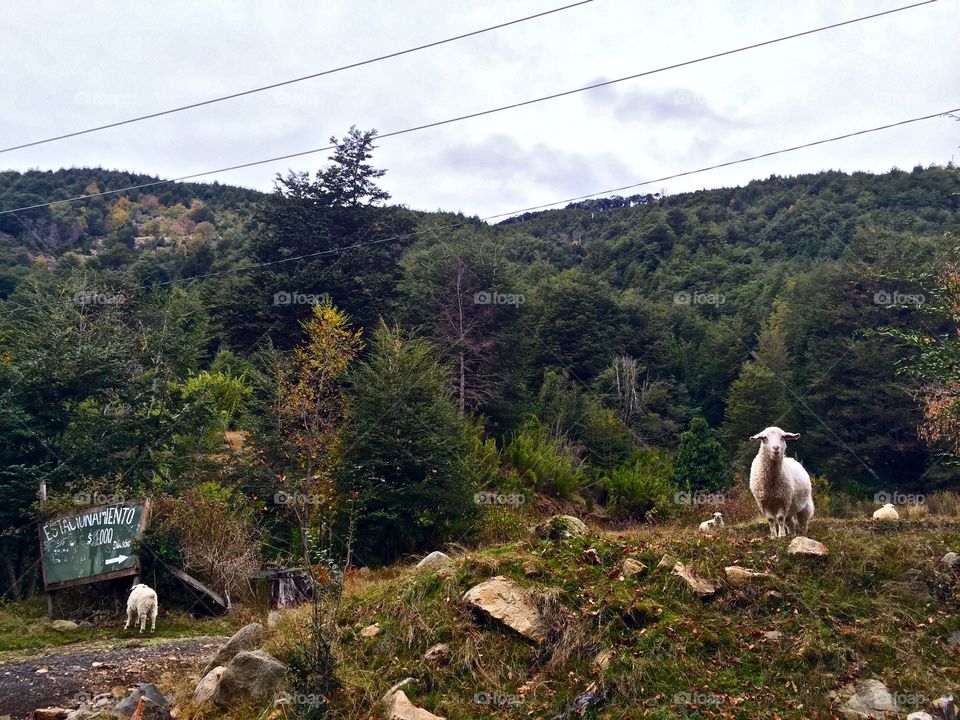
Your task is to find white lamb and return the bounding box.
[872,503,899,521]
[124,583,158,633]
[749,427,814,538]
[698,512,725,533]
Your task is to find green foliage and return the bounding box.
[670,416,729,492]
[501,421,583,499]
[338,323,478,565]
[604,448,676,520]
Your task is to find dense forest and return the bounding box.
[2,129,958,599]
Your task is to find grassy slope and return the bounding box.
[287,519,960,720]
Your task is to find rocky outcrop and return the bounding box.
[462,576,545,643]
[670,562,717,598]
[534,515,587,540]
[203,623,264,675]
[837,679,898,719]
[212,649,286,706]
[384,690,446,720]
[788,536,828,557]
[193,666,226,705]
[415,551,453,572]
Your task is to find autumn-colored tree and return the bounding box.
[275,299,363,564]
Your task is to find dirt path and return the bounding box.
[0,635,227,720]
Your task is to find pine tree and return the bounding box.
[670,416,728,492]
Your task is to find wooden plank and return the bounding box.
[44,564,140,592]
[166,566,227,608]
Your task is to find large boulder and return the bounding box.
[415,551,453,572]
[193,666,226,705]
[50,620,79,632]
[462,576,545,643]
[534,515,587,540]
[671,562,717,598]
[788,536,828,557]
[203,623,264,675]
[384,690,446,720]
[837,679,898,719]
[212,649,286,706]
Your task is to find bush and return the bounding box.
[501,421,583,499]
[605,449,676,520]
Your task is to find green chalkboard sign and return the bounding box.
[40,499,151,590]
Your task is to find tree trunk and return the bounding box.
[2,554,21,601]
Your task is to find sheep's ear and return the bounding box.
[750,432,765,440]
[783,432,800,440]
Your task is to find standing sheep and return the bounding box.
[749,427,814,538]
[124,583,158,633]
[698,512,725,533]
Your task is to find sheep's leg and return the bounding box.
[124,607,133,630]
[767,517,778,538]
[776,514,787,538]
[139,611,146,634]
[150,604,157,632]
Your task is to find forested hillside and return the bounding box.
[2,131,958,597]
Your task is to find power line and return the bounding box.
[0,0,938,216]
[1,105,949,324]
[0,1,594,154]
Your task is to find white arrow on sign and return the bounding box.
[105,554,129,566]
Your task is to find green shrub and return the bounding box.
[501,421,583,498]
[605,449,675,520]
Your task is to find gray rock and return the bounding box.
[415,551,453,571]
[203,622,264,675]
[267,610,282,627]
[462,576,545,643]
[50,620,79,631]
[943,552,959,569]
[383,689,446,720]
[212,649,286,706]
[838,679,898,719]
[534,515,587,540]
[788,536,828,557]
[724,566,776,586]
[947,630,960,647]
[193,666,226,705]
[114,683,170,717]
[907,712,935,720]
[671,562,717,598]
[622,558,646,578]
[381,677,416,704]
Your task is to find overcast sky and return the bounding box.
[1,0,957,219]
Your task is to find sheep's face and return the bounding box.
[750,426,800,459]
[713,512,723,521]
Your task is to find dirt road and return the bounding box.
[0,636,227,719]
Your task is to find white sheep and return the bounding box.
[872,503,899,521]
[749,427,814,538]
[124,583,158,633]
[698,512,725,533]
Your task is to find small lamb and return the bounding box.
[698,512,725,533]
[749,427,814,538]
[125,583,158,633]
[872,503,899,521]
